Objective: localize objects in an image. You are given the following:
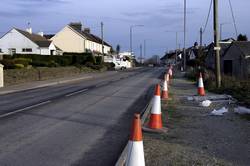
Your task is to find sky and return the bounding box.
[0,0,250,58]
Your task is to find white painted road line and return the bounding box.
[0,100,51,118]
[65,89,88,97]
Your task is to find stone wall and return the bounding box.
[4,66,83,86]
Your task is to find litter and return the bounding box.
[210,107,228,116]
[200,100,212,107]
[234,106,250,115]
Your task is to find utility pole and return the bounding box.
[101,22,104,56]
[200,27,203,47]
[144,40,146,64]
[140,44,143,64]
[213,0,221,88]
[183,0,187,70]
[175,32,178,64]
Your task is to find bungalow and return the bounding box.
[51,22,112,55]
[0,28,58,55]
[223,41,250,79]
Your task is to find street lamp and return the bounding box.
[130,25,144,56]
[143,39,151,64]
[220,22,231,40]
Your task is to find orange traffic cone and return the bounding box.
[148,84,163,129]
[161,79,169,100]
[198,73,205,96]
[126,114,145,166]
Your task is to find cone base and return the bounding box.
[142,126,168,133]
[148,114,163,129]
[198,87,205,96]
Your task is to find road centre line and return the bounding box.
[0,100,51,118]
[65,89,88,97]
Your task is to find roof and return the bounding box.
[15,28,51,47]
[68,25,111,47]
[44,34,55,40]
[230,41,250,57]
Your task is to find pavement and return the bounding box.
[0,67,163,166]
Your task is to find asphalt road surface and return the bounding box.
[0,67,163,166]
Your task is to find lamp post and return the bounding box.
[130,25,144,56]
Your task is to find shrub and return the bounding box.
[95,56,103,65]
[14,64,25,69]
[13,58,32,67]
[0,59,15,69]
[103,62,115,70]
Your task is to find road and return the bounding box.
[0,67,162,166]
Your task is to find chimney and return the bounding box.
[69,22,82,31]
[84,28,90,33]
[26,28,32,34]
[38,31,44,37]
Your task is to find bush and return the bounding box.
[13,58,32,67]
[14,64,25,69]
[95,56,103,65]
[103,62,115,70]
[0,59,15,69]
[86,55,96,64]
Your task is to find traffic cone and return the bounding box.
[168,68,173,79]
[148,84,163,129]
[166,73,170,84]
[161,79,169,100]
[198,73,205,96]
[126,114,145,166]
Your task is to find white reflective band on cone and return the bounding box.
[198,78,204,87]
[151,96,161,114]
[126,141,145,166]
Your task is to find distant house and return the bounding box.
[51,22,112,55]
[0,28,59,55]
[223,41,250,79]
[204,38,234,71]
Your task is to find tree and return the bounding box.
[116,44,120,54]
[237,34,248,41]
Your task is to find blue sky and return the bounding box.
[1,0,250,58]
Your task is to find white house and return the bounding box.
[51,22,112,55]
[0,28,58,55]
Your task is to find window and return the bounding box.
[8,48,16,55]
[22,48,32,52]
[0,48,2,53]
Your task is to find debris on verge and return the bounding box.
[210,107,228,116]
[200,100,212,107]
[234,106,250,115]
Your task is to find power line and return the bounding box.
[228,0,238,38]
[202,0,213,34]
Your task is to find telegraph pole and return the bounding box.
[140,44,143,64]
[200,27,203,47]
[183,0,187,70]
[175,32,178,64]
[144,40,146,64]
[213,0,221,88]
[101,22,104,55]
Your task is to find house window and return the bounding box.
[8,48,16,55]
[22,48,32,52]
[0,48,2,53]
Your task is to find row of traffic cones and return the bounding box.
[125,67,206,166]
[125,66,174,166]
